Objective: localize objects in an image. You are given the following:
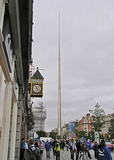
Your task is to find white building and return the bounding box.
[32,102,46,132]
[101,113,114,137]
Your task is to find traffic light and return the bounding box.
[63,135,66,139]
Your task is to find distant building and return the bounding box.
[101,113,114,137]
[50,112,114,139]
[78,113,93,132]
[32,102,46,132]
[51,128,58,133]
[61,124,68,137]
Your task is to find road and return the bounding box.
[42,149,114,160]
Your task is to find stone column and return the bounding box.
[0,81,12,160]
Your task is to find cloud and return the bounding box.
[32,0,114,132]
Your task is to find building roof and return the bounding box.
[31,68,44,79]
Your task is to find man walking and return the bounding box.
[45,140,52,158]
[70,139,77,160]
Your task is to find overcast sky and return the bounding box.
[32,0,114,132]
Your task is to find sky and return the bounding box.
[32,0,114,132]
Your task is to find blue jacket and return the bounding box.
[86,141,92,150]
[98,144,112,160]
[103,146,112,160]
[45,141,51,150]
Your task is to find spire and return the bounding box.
[58,11,61,136]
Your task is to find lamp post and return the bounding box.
[40,102,43,131]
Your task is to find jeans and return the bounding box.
[82,152,88,160]
[46,149,50,158]
[70,150,74,160]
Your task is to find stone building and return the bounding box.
[101,113,114,137]
[0,1,33,160]
[32,102,46,132]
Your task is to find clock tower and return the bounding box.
[30,68,44,97]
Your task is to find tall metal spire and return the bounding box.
[58,11,61,136]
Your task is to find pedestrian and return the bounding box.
[93,141,99,159]
[65,140,69,151]
[86,139,92,159]
[24,138,28,149]
[23,138,41,160]
[38,141,45,160]
[20,138,25,160]
[69,138,77,160]
[60,140,65,151]
[35,140,39,148]
[76,139,81,160]
[45,140,52,158]
[98,139,112,160]
[54,141,61,160]
[52,140,57,155]
[80,141,89,160]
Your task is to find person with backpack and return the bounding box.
[98,139,112,160]
[80,141,89,160]
[23,139,41,160]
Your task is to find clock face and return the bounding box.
[33,85,41,93]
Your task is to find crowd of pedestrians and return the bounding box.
[20,137,112,160]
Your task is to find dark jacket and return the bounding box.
[76,141,81,152]
[23,145,41,160]
[94,143,99,159]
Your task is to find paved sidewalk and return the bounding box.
[42,149,97,160]
[42,149,114,160]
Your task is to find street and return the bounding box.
[42,149,114,160]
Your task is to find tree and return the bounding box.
[108,114,114,138]
[89,103,105,132]
[36,130,46,137]
[50,132,58,140]
[78,130,86,138]
[88,130,94,141]
[73,120,79,136]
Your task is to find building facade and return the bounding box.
[101,113,114,137]
[32,102,46,132]
[78,113,93,132]
[0,1,33,160]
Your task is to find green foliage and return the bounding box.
[88,131,94,140]
[77,130,86,138]
[36,130,46,137]
[63,135,66,139]
[108,114,114,138]
[50,132,58,140]
[99,133,104,139]
[89,103,105,132]
[57,135,61,140]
